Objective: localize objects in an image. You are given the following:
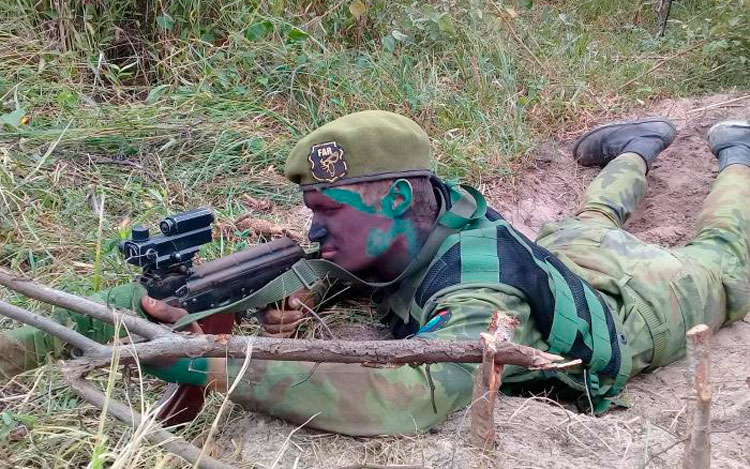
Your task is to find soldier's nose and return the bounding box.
[308,223,329,243]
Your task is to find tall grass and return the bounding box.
[0,0,748,467]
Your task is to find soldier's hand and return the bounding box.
[261,288,313,338]
[141,296,204,334]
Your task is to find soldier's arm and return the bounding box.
[146,287,540,436]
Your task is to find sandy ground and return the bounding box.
[213,94,750,468]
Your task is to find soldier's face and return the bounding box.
[303,189,398,274]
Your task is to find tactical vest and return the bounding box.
[379,182,632,411]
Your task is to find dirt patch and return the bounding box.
[215,94,750,468]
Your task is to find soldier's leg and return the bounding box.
[575,152,648,228]
[0,283,147,379]
[571,118,676,228]
[537,119,688,376]
[676,121,750,325]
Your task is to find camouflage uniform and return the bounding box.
[215,153,750,435]
[3,150,748,436]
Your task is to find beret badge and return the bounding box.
[308,141,348,183]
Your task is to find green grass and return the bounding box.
[0,0,748,466]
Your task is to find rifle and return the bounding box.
[120,207,308,425]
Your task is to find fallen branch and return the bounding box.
[67,333,568,377]
[0,294,569,375]
[0,267,168,340]
[687,95,750,114]
[682,324,712,469]
[0,299,104,354]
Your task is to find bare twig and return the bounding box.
[0,273,572,375]
[687,95,750,114]
[0,267,169,340]
[0,299,104,354]
[63,333,569,378]
[682,324,712,469]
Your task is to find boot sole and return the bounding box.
[573,117,677,164]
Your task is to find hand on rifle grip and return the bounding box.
[141,296,204,334]
[261,288,313,338]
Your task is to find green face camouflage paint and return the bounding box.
[322,184,419,259]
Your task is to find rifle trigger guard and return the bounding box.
[291,261,318,290]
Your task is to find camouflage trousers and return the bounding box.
[537,152,750,376]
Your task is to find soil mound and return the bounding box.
[217,94,750,468]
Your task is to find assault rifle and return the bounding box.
[120,207,308,424]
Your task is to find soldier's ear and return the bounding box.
[382,179,413,217]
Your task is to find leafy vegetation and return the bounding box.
[0,0,748,466]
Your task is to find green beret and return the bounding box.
[284,110,433,189]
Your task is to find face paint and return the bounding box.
[322,182,419,260]
[320,188,377,214]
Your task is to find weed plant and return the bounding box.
[0,0,748,466]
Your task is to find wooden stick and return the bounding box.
[682,324,712,469]
[0,267,169,340]
[0,294,572,375]
[470,313,515,449]
[66,333,568,376]
[687,94,750,114]
[0,299,104,354]
[65,374,236,469]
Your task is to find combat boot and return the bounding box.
[573,117,676,169]
[708,120,750,170]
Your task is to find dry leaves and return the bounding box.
[242,194,274,212]
[216,214,301,241]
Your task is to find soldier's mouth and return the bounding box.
[321,247,337,260]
